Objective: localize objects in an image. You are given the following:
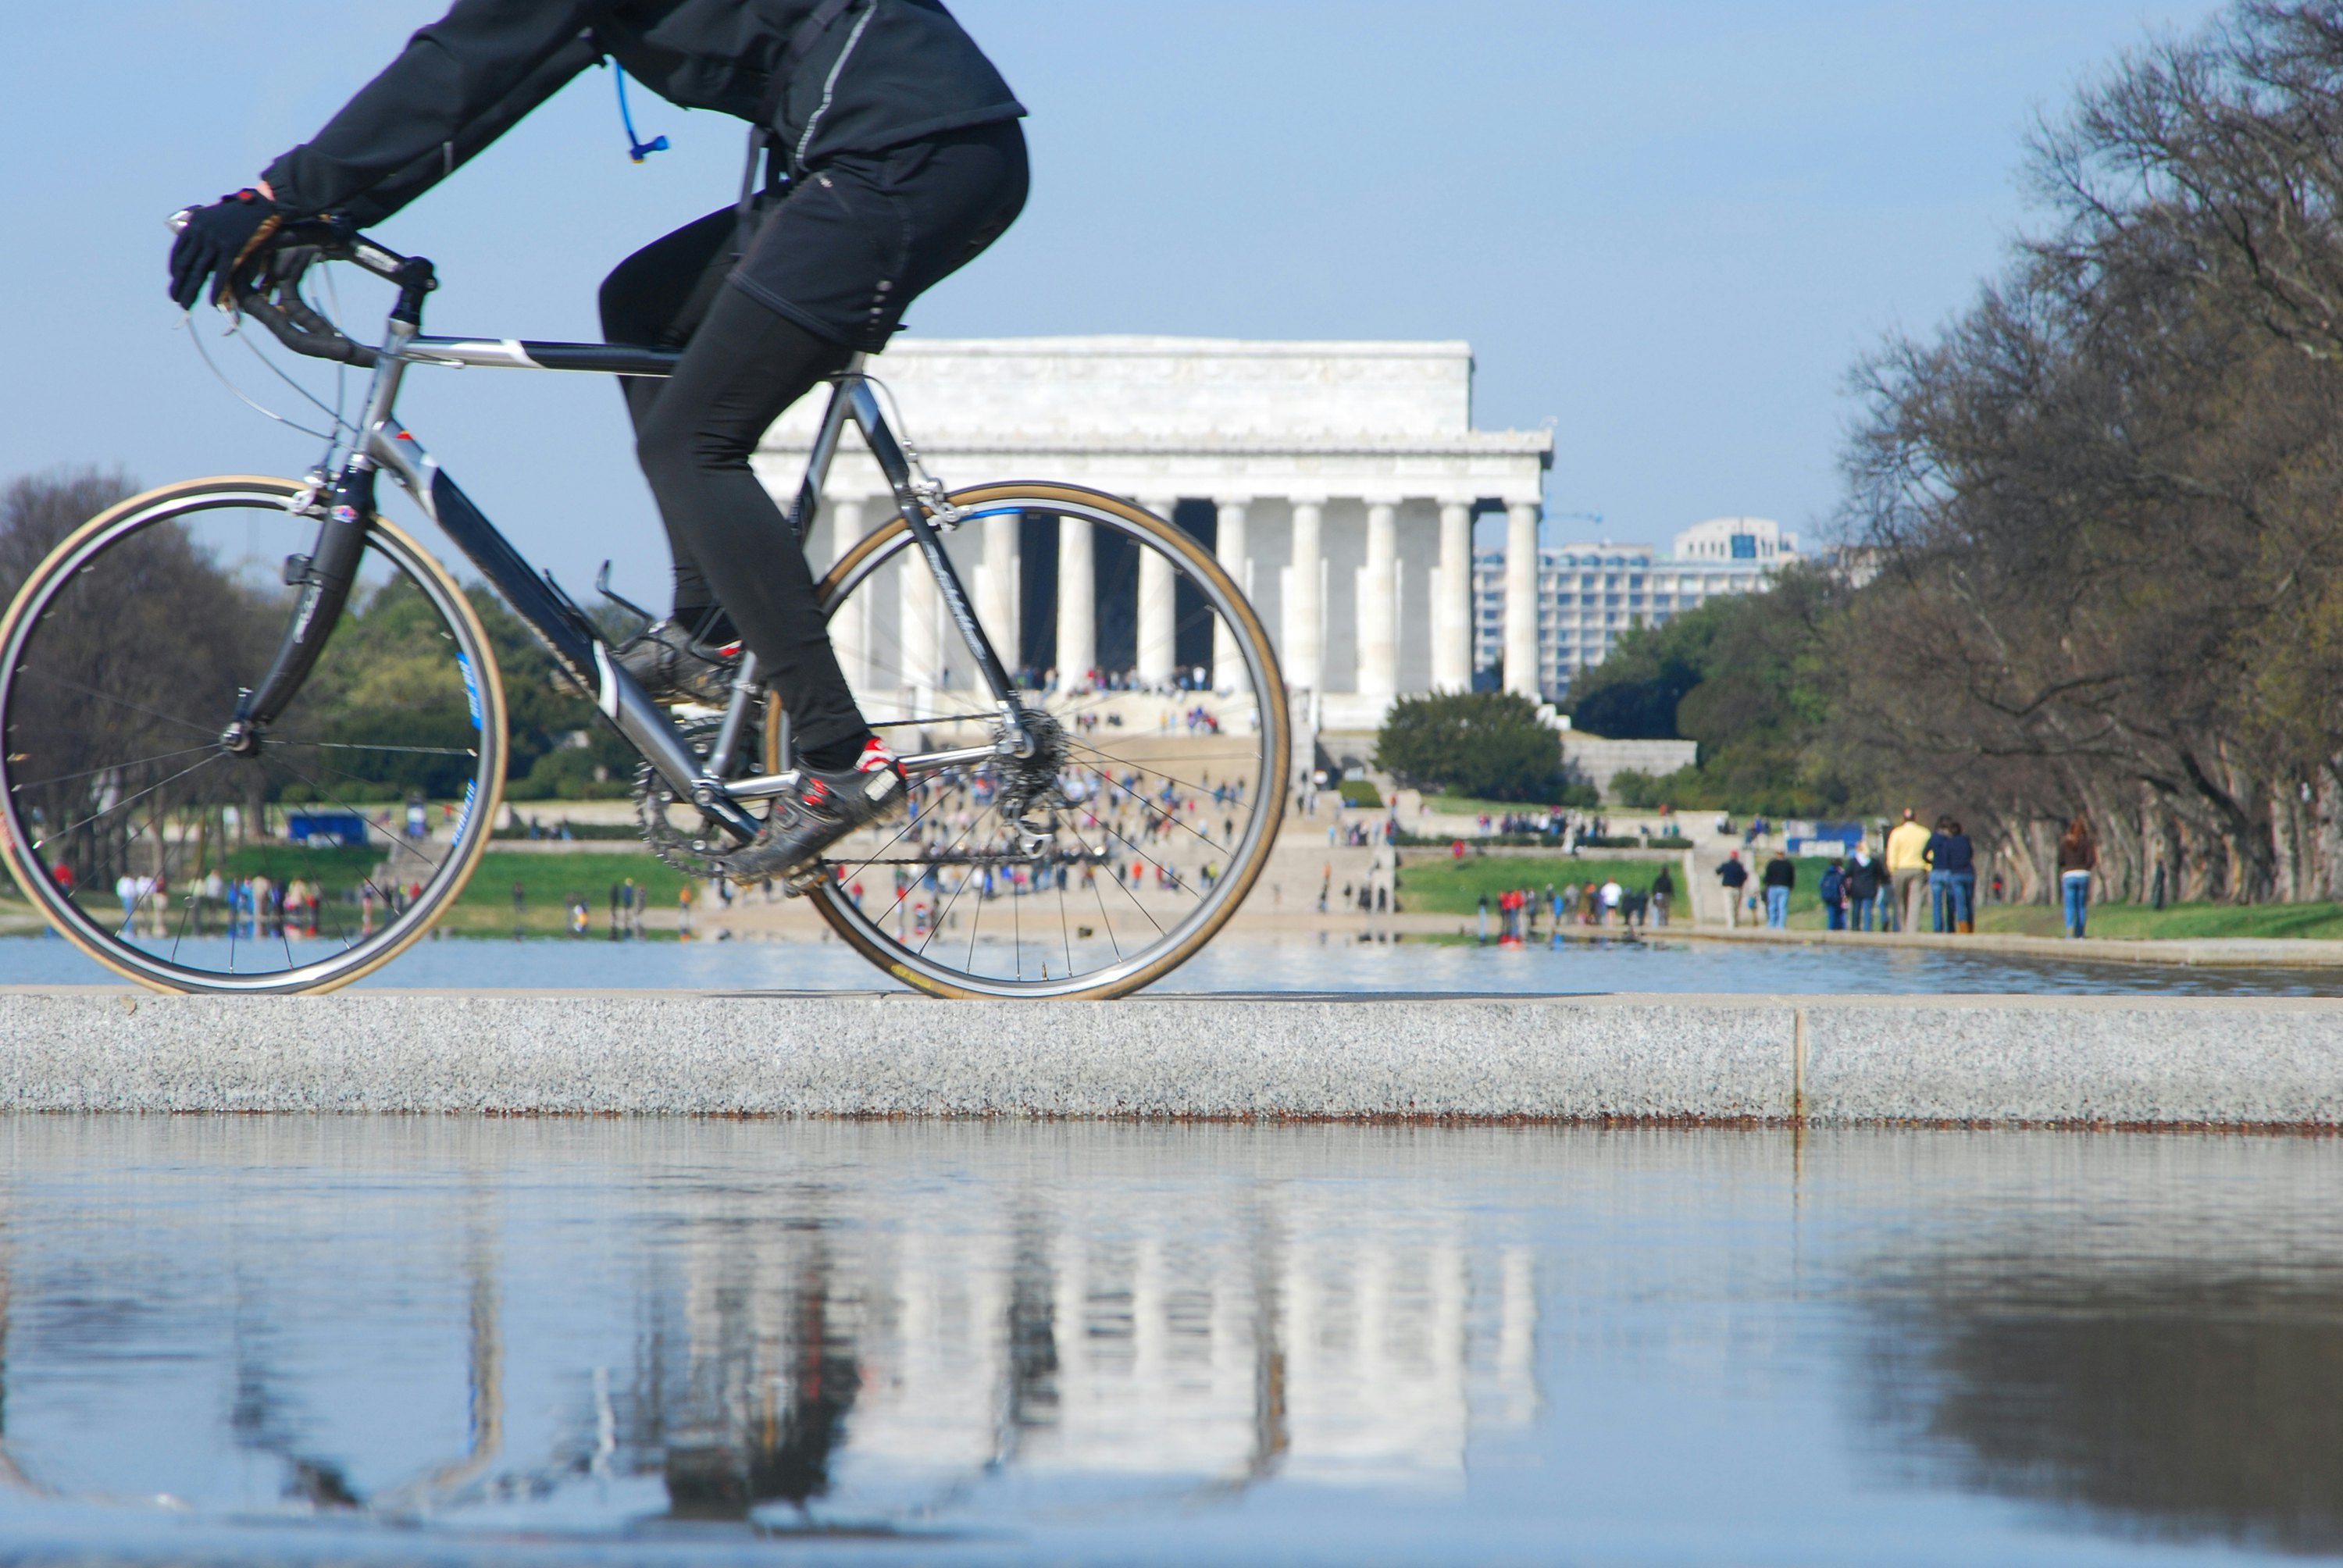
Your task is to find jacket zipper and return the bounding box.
[793,2,876,172]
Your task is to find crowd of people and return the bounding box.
[1476,868,1678,942]
[97,868,431,941]
[815,761,1246,936]
[1713,808,2104,937]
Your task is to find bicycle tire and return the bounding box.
[784,483,1289,999]
[0,476,508,994]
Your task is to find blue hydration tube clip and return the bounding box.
[614,65,669,162]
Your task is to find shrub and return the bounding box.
[1337,779,1384,808]
[1376,692,1564,804]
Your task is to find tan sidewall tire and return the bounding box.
[794,483,1288,999]
[0,476,508,994]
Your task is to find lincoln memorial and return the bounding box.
[759,336,1555,733]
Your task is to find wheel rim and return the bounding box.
[0,479,505,992]
[797,489,1289,998]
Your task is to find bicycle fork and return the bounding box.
[219,465,375,759]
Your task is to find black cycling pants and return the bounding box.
[602,119,1028,757]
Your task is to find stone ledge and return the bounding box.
[0,990,2334,1127]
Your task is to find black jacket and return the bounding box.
[1924,832,1974,874]
[1761,858,1796,889]
[264,0,1022,226]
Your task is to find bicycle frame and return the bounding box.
[232,250,1030,850]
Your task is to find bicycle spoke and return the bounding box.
[265,754,448,881]
[6,743,221,796]
[1062,736,1261,805]
[914,806,1004,959]
[1089,870,1125,959]
[1072,755,1232,860]
[9,666,226,740]
[311,742,480,758]
[39,753,227,849]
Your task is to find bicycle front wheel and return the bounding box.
[789,483,1289,999]
[0,476,508,992]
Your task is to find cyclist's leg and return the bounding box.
[635,298,867,758]
[599,206,746,622]
[636,122,1029,768]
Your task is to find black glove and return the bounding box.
[168,190,285,311]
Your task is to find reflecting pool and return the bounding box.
[0,1119,2334,1564]
[2,930,2337,996]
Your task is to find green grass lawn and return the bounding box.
[457,851,701,913]
[1976,900,2343,940]
[1395,853,1684,916]
[441,851,744,935]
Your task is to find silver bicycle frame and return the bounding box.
[352,330,1028,835]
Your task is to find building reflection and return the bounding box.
[577,1181,1543,1520]
[1854,1256,2343,1555]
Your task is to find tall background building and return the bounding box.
[1471,517,1798,700]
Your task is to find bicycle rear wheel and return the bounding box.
[0,476,507,992]
[786,483,1289,999]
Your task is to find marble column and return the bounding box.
[1056,512,1094,691]
[898,530,940,704]
[1137,497,1179,686]
[1503,500,1542,699]
[1432,501,1472,693]
[1286,499,1324,692]
[828,497,867,692]
[1358,501,1398,700]
[978,508,1019,676]
[1211,497,1249,690]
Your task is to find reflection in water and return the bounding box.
[1859,1256,2343,1554]
[0,1121,2336,1565]
[598,1166,1540,1517]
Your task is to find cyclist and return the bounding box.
[166,0,1027,878]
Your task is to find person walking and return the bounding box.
[1884,807,1931,932]
[1651,864,1674,928]
[1717,852,1750,928]
[1845,846,1882,932]
[2057,815,2098,939]
[1924,817,1977,933]
[1599,878,1623,926]
[1818,857,1847,931]
[1761,851,1796,928]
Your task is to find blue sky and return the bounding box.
[2,1,2224,594]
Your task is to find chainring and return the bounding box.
[633,715,761,879]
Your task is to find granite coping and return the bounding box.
[0,989,2332,1127]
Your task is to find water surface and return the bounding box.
[1,930,2333,995]
[0,1119,2335,1565]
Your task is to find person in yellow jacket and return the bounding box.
[1883,807,1934,933]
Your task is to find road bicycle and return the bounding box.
[0,219,1288,996]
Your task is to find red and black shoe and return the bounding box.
[725,738,905,889]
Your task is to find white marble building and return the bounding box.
[758,336,1553,731]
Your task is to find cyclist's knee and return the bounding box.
[636,405,751,493]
